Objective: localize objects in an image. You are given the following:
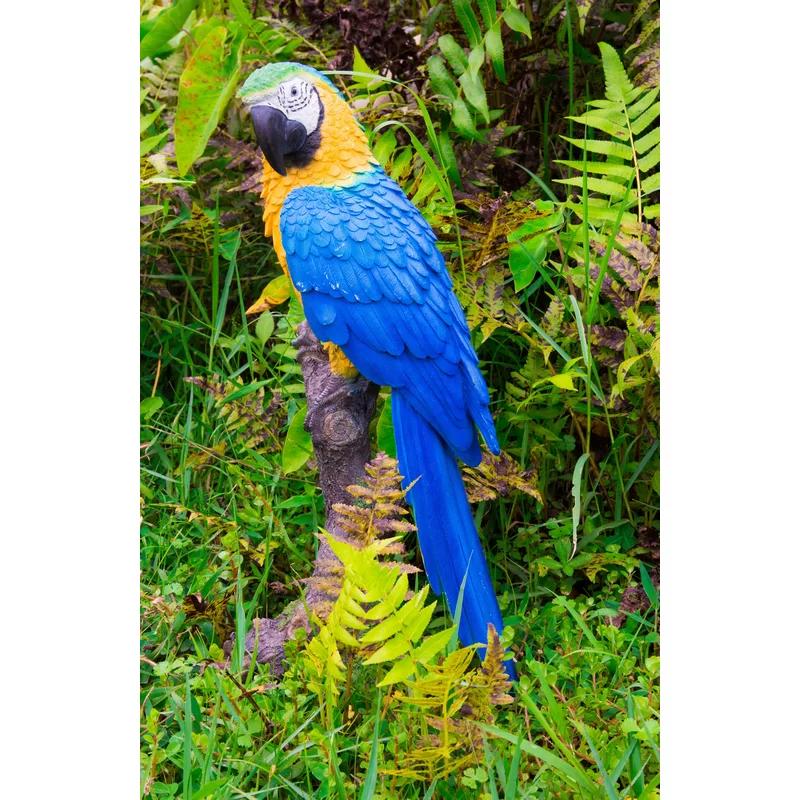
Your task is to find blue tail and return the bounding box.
[392,392,517,680]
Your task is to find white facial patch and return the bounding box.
[274,78,321,134]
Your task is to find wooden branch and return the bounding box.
[222,322,378,675]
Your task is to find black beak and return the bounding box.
[250,105,307,177]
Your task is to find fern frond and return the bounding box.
[555,43,659,229]
[462,451,542,504]
[185,376,285,456]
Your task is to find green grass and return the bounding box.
[140,1,660,797]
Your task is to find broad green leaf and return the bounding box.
[437,128,461,186]
[228,0,253,25]
[426,55,458,100]
[503,5,532,38]
[548,374,576,390]
[477,0,498,27]
[140,396,163,419]
[282,404,313,474]
[509,234,549,291]
[459,71,490,125]
[486,23,506,82]
[508,211,563,240]
[437,34,468,76]
[372,128,397,166]
[453,0,482,47]
[140,0,198,61]
[451,97,480,139]
[255,311,274,345]
[352,46,387,89]
[175,24,244,176]
[467,44,485,78]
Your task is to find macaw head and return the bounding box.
[238,62,367,179]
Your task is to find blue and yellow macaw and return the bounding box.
[239,62,515,677]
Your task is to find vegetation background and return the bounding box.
[140,1,661,797]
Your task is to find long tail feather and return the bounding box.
[392,392,516,679]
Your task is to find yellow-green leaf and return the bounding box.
[281,404,312,474]
[175,24,243,175]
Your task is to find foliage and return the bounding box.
[140,1,660,797]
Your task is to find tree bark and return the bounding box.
[222,322,378,674]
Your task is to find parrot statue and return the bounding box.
[238,62,515,678]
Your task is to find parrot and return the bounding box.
[238,62,515,678]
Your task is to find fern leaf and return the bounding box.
[599,41,635,102]
[561,135,632,159]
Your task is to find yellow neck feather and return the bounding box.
[259,80,376,244]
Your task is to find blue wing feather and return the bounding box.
[280,167,499,464]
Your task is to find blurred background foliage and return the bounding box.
[140,0,660,797]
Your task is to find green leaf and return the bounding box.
[556,176,633,200]
[598,42,634,103]
[508,211,563,240]
[554,160,635,180]
[141,396,163,419]
[459,71,490,125]
[426,55,458,100]
[254,311,275,345]
[562,135,632,159]
[377,656,416,687]
[634,127,660,155]
[503,5,531,38]
[509,234,549,292]
[372,129,397,167]
[376,395,396,457]
[467,44,485,78]
[451,97,480,139]
[140,0,198,61]
[548,374,576,390]
[630,101,660,136]
[364,633,411,664]
[641,172,660,194]
[453,0,482,47]
[570,453,591,558]
[282,404,313,474]
[477,0,498,27]
[414,627,456,663]
[359,696,382,799]
[140,129,170,157]
[486,24,506,82]
[438,34,468,76]
[174,24,244,176]
[228,0,253,25]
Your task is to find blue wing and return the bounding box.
[280,168,498,466]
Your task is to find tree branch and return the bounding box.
[222,322,378,674]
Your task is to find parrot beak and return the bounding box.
[250,105,307,177]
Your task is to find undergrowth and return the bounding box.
[141,1,660,797]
